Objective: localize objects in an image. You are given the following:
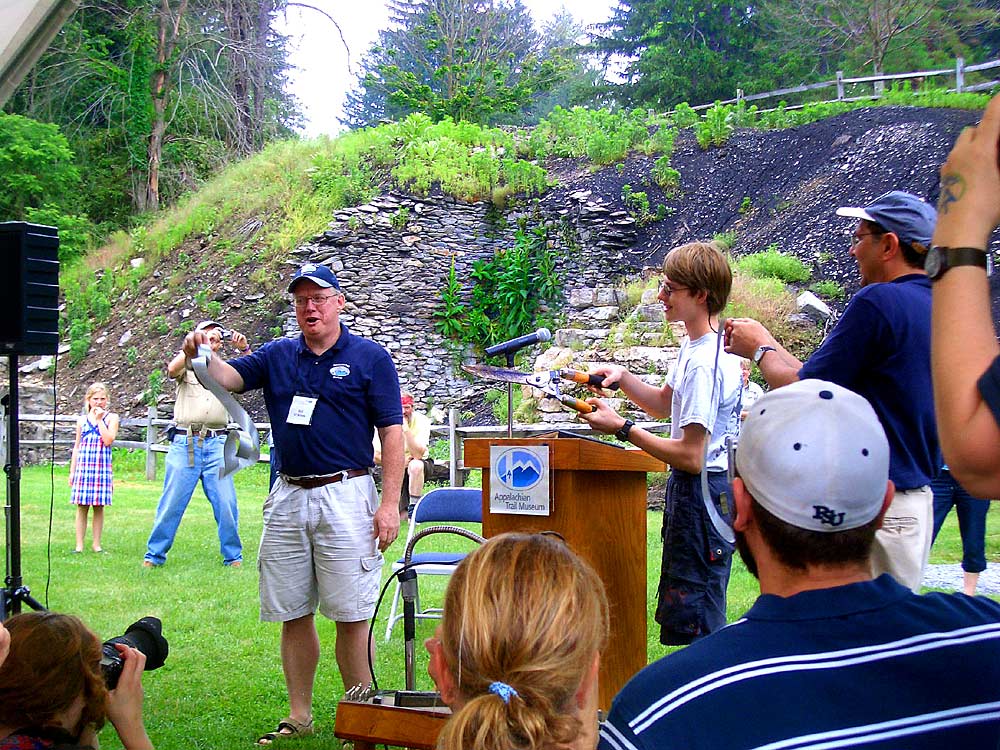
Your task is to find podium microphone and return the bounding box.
[484,328,552,359]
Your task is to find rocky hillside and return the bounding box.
[25,104,997,428]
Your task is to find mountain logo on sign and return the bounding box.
[497,449,543,490]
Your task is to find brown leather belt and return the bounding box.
[283,468,369,489]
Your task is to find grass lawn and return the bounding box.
[2,449,998,749]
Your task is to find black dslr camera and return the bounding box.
[100,616,169,689]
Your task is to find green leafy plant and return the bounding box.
[126,346,139,365]
[206,300,222,318]
[436,226,561,352]
[713,231,738,250]
[433,257,466,339]
[68,317,92,366]
[739,196,752,214]
[810,280,845,300]
[145,369,164,406]
[150,315,169,335]
[671,102,700,129]
[622,184,655,226]
[694,102,735,149]
[390,207,411,230]
[651,156,680,196]
[735,245,811,283]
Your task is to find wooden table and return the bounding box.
[334,698,450,750]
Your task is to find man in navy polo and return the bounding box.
[600,381,1000,750]
[183,263,404,745]
[725,191,940,592]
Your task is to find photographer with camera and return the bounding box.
[143,320,250,569]
[0,612,154,750]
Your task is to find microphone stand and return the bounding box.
[506,352,514,438]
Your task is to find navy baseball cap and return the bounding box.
[836,190,936,253]
[288,263,341,292]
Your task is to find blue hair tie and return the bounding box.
[488,681,519,704]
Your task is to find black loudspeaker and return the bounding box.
[0,222,60,355]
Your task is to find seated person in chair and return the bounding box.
[374,392,434,520]
[0,611,153,750]
[425,532,609,750]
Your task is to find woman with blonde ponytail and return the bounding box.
[425,532,609,750]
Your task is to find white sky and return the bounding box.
[277,0,618,136]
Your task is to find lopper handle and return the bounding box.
[559,394,595,413]
[562,370,620,391]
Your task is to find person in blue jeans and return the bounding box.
[931,466,992,595]
[143,320,251,568]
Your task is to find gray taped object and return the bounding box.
[191,343,260,478]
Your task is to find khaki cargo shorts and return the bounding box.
[258,475,384,623]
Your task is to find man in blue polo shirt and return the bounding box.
[182,263,404,746]
[726,191,940,591]
[600,381,1000,750]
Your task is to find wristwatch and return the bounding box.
[753,345,776,365]
[615,419,635,442]
[925,246,988,281]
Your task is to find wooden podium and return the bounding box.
[464,436,664,711]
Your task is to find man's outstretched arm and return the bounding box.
[932,92,1000,497]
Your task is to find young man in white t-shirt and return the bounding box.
[583,241,743,644]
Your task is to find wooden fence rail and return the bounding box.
[11,408,670,484]
[686,56,1000,114]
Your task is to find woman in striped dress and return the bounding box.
[69,382,119,553]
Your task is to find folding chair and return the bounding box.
[383,487,482,641]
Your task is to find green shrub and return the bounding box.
[713,231,738,251]
[436,226,561,352]
[68,317,92,366]
[651,156,680,195]
[145,369,164,406]
[694,102,735,149]
[150,315,169,335]
[735,245,810,283]
[739,196,752,214]
[810,280,845,300]
[24,205,95,263]
[390,207,411,230]
[671,102,699,129]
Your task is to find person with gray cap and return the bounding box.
[179,262,404,746]
[142,319,250,568]
[599,380,1000,750]
[724,191,940,592]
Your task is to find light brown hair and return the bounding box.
[0,612,109,735]
[82,382,109,414]
[662,241,733,315]
[436,533,609,750]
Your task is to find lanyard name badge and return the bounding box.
[287,393,318,425]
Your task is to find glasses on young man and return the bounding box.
[659,283,689,297]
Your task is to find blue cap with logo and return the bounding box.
[288,263,341,292]
[836,190,936,253]
[736,380,890,532]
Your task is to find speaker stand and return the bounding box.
[2,354,44,619]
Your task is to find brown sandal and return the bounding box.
[256,717,314,746]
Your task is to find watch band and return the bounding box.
[927,246,988,281]
[753,345,776,365]
[615,419,635,442]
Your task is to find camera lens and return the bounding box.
[100,616,169,689]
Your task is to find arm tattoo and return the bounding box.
[937,173,966,214]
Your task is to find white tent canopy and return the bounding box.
[0,0,79,106]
